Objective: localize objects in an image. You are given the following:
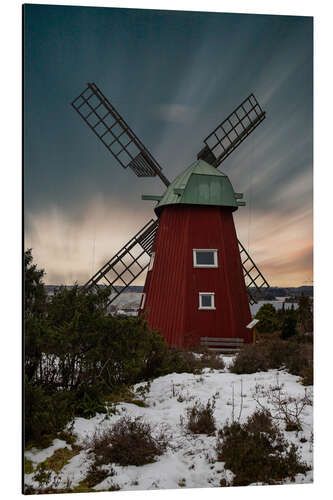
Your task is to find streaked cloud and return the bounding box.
[156,104,197,124]
[25,197,153,285]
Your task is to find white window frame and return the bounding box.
[198,292,216,310]
[193,249,218,268]
[140,293,146,309]
[148,252,155,271]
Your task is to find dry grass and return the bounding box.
[24,457,34,475]
[104,386,149,407]
[40,446,81,474]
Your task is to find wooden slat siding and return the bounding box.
[202,340,244,344]
[201,344,243,347]
[141,204,253,347]
[201,336,244,350]
[207,348,240,352]
[201,337,244,342]
[203,342,243,346]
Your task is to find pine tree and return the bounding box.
[280,316,297,339]
[24,249,48,380]
[297,294,313,334]
[255,303,278,333]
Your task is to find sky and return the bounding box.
[23,4,313,287]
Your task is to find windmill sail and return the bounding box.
[72,83,170,186]
[84,219,158,306]
[197,93,265,168]
[238,239,269,305]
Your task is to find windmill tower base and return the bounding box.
[140,204,253,349]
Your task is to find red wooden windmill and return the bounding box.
[72,83,269,349]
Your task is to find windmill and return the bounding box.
[72,83,269,348]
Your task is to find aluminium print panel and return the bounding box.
[23,3,313,494]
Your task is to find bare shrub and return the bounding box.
[253,376,312,432]
[216,409,309,486]
[299,362,313,386]
[230,337,313,385]
[245,408,278,437]
[183,397,216,435]
[285,343,313,384]
[83,464,111,488]
[176,350,203,374]
[200,351,225,370]
[230,344,269,374]
[168,348,225,375]
[86,416,167,466]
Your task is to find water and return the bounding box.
[250,300,297,316]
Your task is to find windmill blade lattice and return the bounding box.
[197,93,266,168]
[238,239,269,304]
[84,219,158,306]
[72,83,170,186]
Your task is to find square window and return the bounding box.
[199,293,215,310]
[201,295,212,307]
[193,249,218,267]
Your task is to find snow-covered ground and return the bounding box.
[25,358,313,492]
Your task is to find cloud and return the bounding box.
[24,9,313,288]
[155,104,197,124]
[234,204,313,287]
[25,190,313,288]
[25,196,153,285]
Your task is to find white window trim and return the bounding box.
[148,252,155,271]
[198,292,216,310]
[193,249,218,268]
[141,293,146,309]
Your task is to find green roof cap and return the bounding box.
[143,160,245,215]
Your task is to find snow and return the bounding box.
[25,439,71,466]
[24,359,313,492]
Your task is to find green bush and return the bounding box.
[73,383,107,418]
[24,378,75,447]
[216,410,309,486]
[24,253,199,446]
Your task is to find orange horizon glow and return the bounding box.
[25,196,313,289]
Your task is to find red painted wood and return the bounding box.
[140,205,252,348]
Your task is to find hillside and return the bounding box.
[24,357,313,492]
